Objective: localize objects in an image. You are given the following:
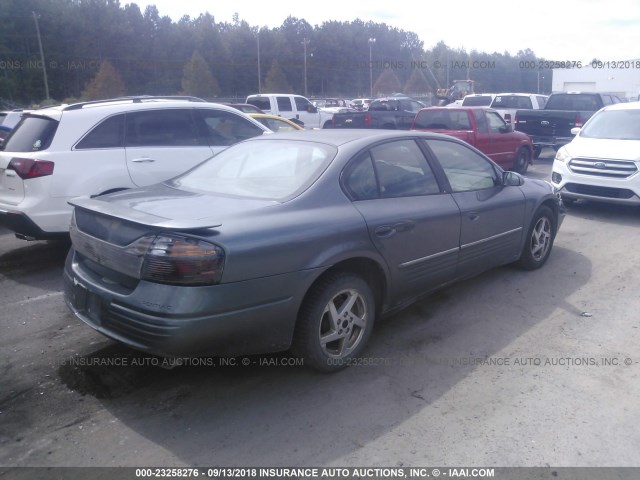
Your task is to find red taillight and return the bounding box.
[504,113,512,124]
[140,234,225,286]
[514,112,519,125]
[332,114,336,127]
[8,158,54,179]
[575,113,583,128]
[364,113,372,127]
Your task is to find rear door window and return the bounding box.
[75,114,125,149]
[276,96,293,112]
[246,97,271,111]
[125,109,199,147]
[1,116,58,152]
[196,109,265,146]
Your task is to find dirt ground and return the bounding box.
[1,155,639,468]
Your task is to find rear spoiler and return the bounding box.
[68,196,222,230]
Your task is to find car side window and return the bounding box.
[247,97,271,111]
[277,96,293,112]
[486,111,506,132]
[601,95,612,106]
[425,139,498,192]
[343,151,379,200]
[474,109,488,133]
[370,140,440,198]
[197,109,264,146]
[76,114,125,149]
[125,109,199,147]
[294,96,312,112]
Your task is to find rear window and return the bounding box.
[545,94,600,110]
[171,139,336,201]
[1,115,58,152]
[413,109,471,130]
[491,95,533,109]
[246,97,271,111]
[462,96,493,107]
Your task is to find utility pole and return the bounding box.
[302,37,310,97]
[32,11,50,101]
[368,38,376,97]
[256,30,261,93]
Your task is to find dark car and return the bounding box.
[63,130,563,372]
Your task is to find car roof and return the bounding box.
[30,96,231,116]
[243,129,455,148]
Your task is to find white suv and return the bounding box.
[551,102,640,205]
[0,97,269,240]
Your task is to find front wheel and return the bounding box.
[292,273,376,372]
[516,206,556,270]
[533,147,542,159]
[513,147,531,175]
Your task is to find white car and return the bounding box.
[551,102,640,205]
[0,96,270,240]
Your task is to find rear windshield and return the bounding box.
[171,139,336,201]
[545,94,600,111]
[1,115,58,152]
[413,109,471,130]
[246,97,271,111]
[491,95,533,109]
[462,96,493,107]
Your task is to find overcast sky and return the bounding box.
[131,0,639,62]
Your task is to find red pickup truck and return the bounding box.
[411,107,534,174]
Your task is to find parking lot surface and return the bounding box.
[1,153,639,467]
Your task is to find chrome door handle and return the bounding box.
[130,157,155,163]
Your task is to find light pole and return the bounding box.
[302,37,310,97]
[256,29,261,94]
[32,11,50,101]
[368,38,376,97]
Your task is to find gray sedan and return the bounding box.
[63,130,563,372]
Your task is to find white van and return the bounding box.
[246,94,334,129]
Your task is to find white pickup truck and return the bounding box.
[246,93,334,129]
[490,93,548,124]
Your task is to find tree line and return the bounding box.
[0,0,554,106]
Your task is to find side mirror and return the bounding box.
[499,124,513,133]
[503,170,524,186]
[570,127,581,135]
[306,105,317,113]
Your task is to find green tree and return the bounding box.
[181,51,220,97]
[263,59,292,92]
[81,60,125,100]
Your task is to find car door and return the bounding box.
[293,95,319,128]
[423,138,526,276]
[124,108,213,186]
[485,110,517,169]
[342,139,461,303]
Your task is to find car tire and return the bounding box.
[292,273,376,372]
[323,121,332,129]
[533,147,542,159]
[513,147,530,175]
[516,206,556,270]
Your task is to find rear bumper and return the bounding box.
[530,135,573,150]
[63,248,320,357]
[0,208,67,240]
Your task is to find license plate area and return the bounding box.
[65,278,103,324]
